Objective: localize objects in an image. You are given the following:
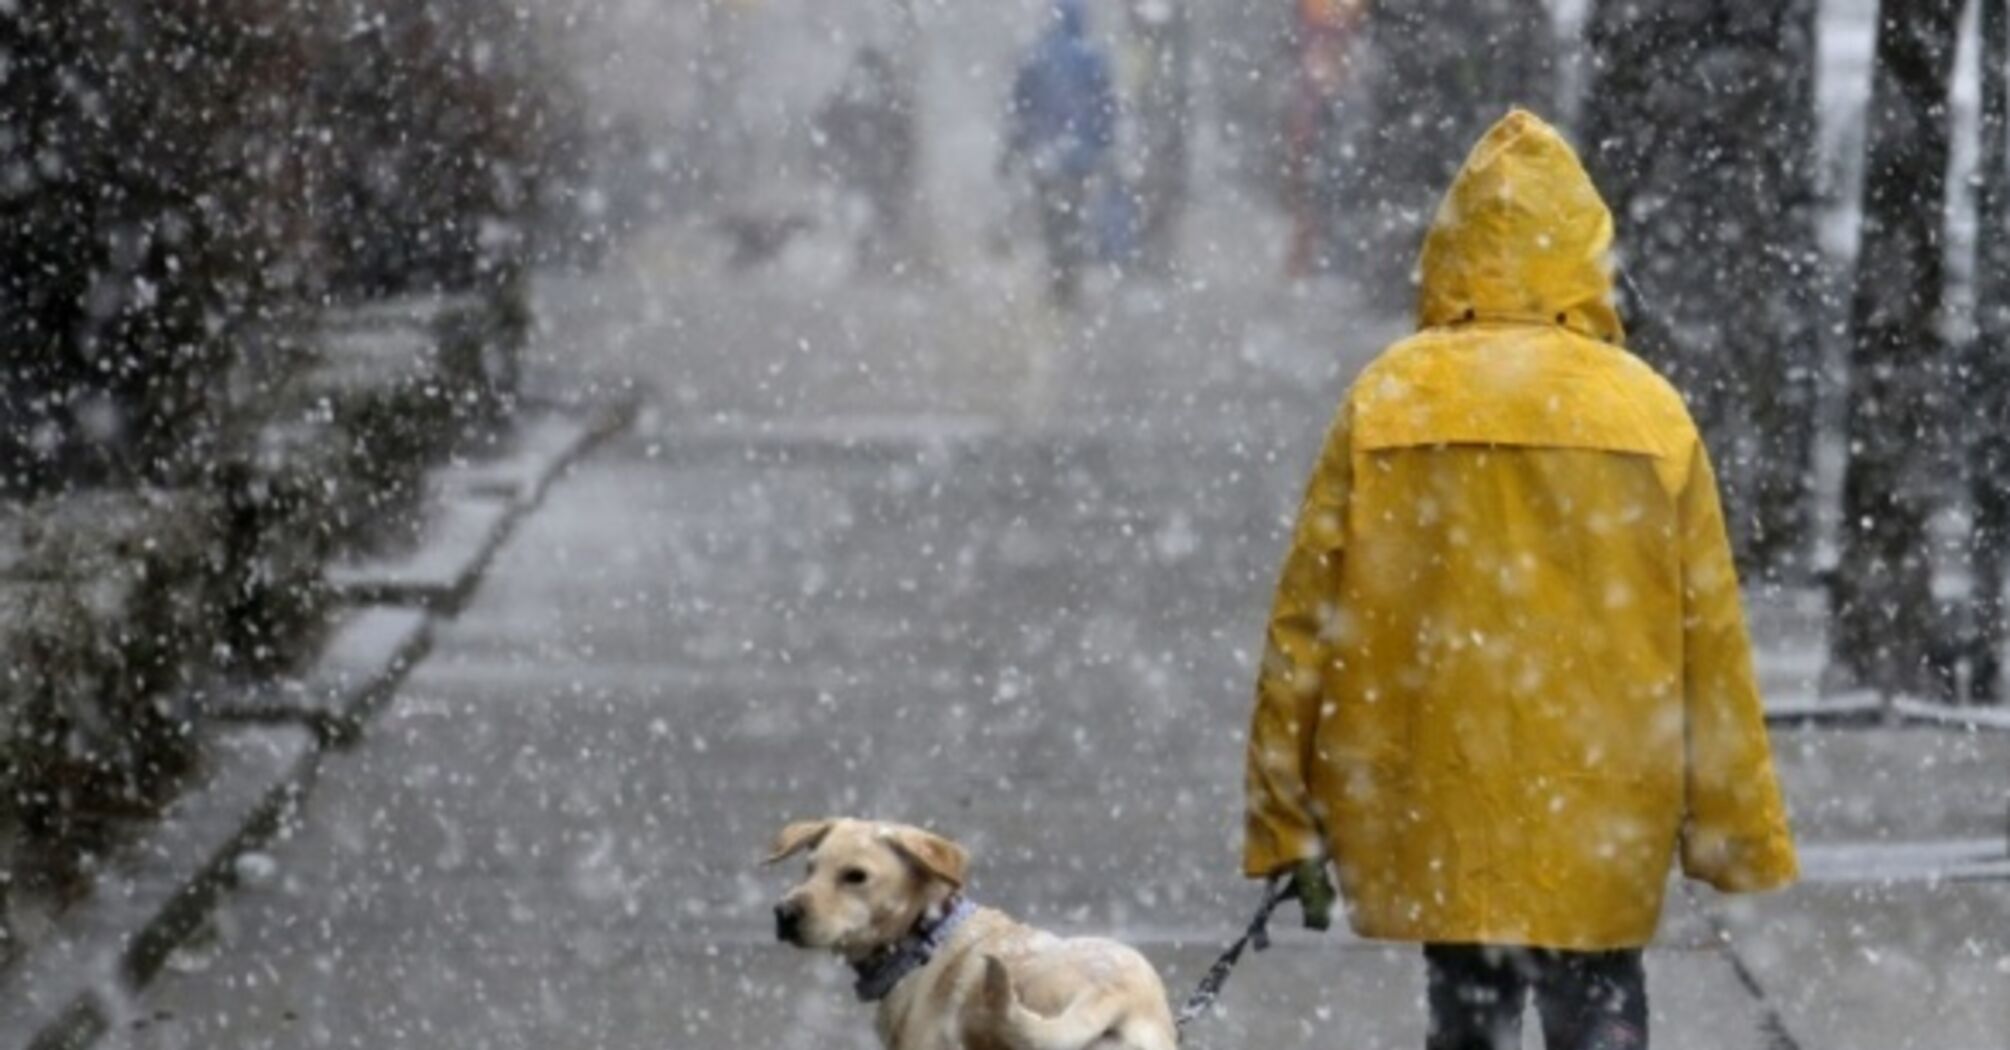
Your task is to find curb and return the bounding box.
[1795,837,2010,884]
[1762,695,1885,729]
[0,398,636,1050]
[1890,697,2010,732]
[1765,694,2010,732]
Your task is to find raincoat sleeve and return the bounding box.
[1676,442,1798,892]
[1243,405,1351,878]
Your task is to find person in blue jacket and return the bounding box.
[1002,0,1117,307]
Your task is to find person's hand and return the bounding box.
[1289,857,1334,931]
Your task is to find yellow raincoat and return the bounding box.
[1244,110,1796,950]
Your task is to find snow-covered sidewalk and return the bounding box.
[73,223,2008,1050]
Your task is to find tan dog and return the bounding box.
[767,818,1178,1050]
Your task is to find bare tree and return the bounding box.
[1832,0,1964,698]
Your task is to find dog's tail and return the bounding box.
[981,956,1174,1050]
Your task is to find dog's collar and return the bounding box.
[850,896,976,1003]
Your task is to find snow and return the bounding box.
[0,2,2005,1049]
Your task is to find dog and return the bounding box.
[767,818,1178,1050]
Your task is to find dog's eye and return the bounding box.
[840,868,869,886]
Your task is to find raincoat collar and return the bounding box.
[1415,109,1626,347]
[850,896,976,1003]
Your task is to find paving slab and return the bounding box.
[327,402,635,610]
[438,421,586,506]
[326,498,514,610]
[1714,880,2010,1050]
[437,402,637,507]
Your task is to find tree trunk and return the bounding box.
[1345,0,1558,296]
[1968,0,2010,702]
[1578,0,1824,582]
[1745,0,1825,580]
[1831,0,1964,698]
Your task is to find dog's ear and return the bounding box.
[883,825,969,889]
[763,819,836,866]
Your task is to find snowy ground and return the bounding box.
[77,196,2008,1049]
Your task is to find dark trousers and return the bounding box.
[1425,944,1648,1050]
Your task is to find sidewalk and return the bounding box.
[92,436,2005,1050]
[84,454,1778,1050]
[76,224,2010,1050]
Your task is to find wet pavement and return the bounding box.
[97,225,2010,1049]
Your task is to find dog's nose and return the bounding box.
[775,902,802,944]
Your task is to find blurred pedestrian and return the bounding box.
[815,45,918,275]
[1285,0,1367,277]
[1121,0,1191,276]
[1001,0,1116,308]
[1244,111,1798,1050]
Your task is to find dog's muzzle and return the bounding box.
[774,902,804,944]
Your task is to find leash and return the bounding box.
[1172,876,1298,1036]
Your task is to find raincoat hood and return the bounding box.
[1243,110,1796,951]
[1417,109,1625,346]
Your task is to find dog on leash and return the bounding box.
[767,818,1179,1050]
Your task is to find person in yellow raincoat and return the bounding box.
[1243,109,1797,1049]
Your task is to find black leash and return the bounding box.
[1172,876,1297,1036]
